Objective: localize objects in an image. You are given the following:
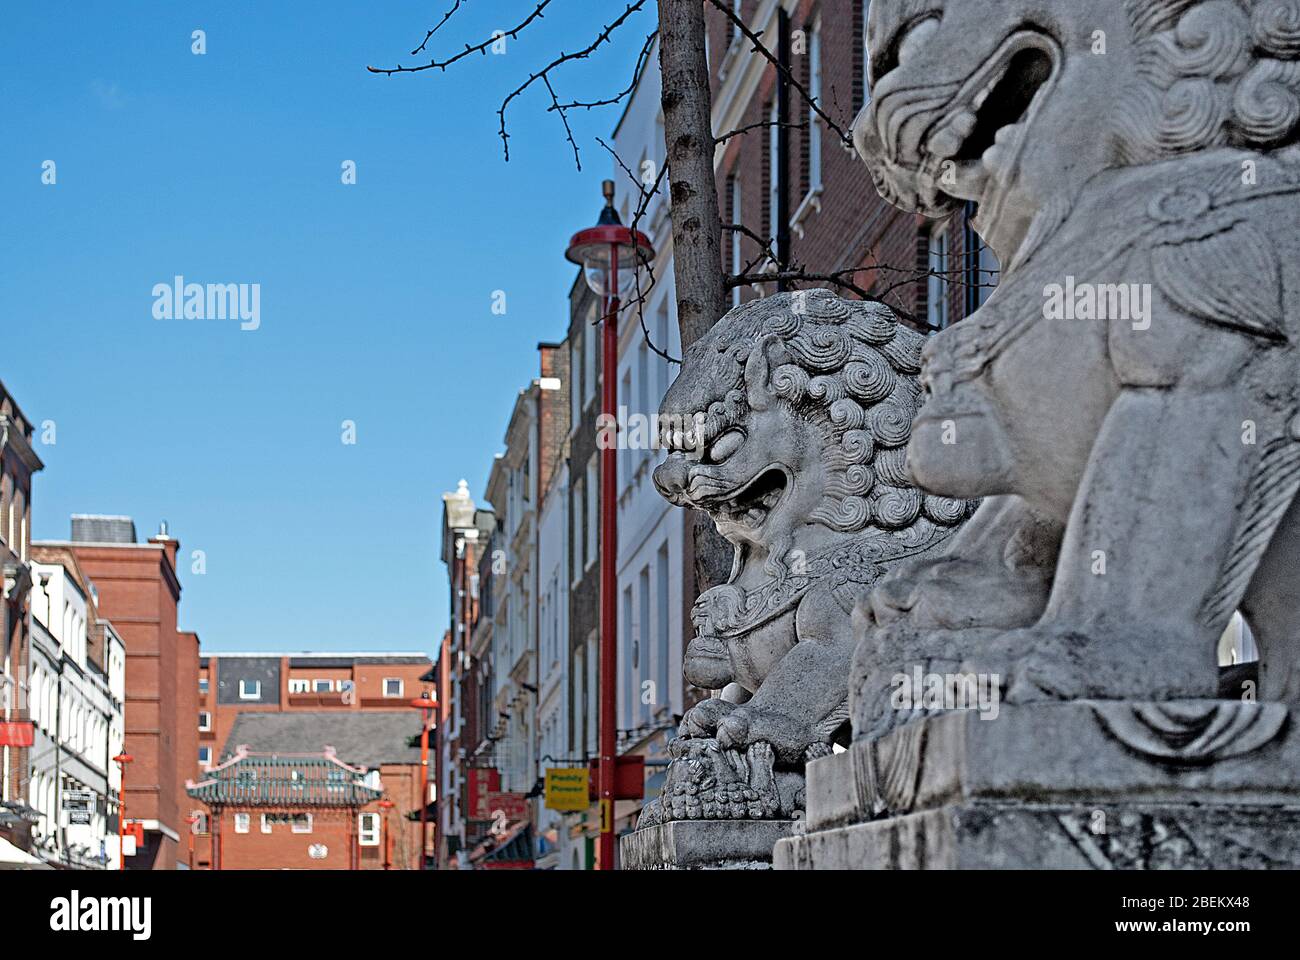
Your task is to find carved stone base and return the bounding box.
[776,801,1300,869]
[776,700,1300,870]
[621,820,795,870]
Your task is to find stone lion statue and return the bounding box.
[851,0,1300,737]
[641,289,972,823]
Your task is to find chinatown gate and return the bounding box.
[186,747,381,870]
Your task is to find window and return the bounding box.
[855,0,872,111]
[766,98,780,248]
[234,812,250,834]
[927,222,951,331]
[963,204,1000,312]
[727,173,742,307]
[637,340,650,463]
[288,678,310,694]
[313,679,333,693]
[261,814,273,834]
[639,566,651,722]
[572,472,586,576]
[622,587,635,729]
[570,329,584,429]
[585,456,598,567]
[198,677,209,695]
[291,813,313,834]
[620,369,633,489]
[807,19,823,194]
[655,301,671,413]
[383,678,403,697]
[198,712,211,732]
[358,813,381,847]
[656,543,670,712]
[198,746,212,766]
[584,303,597,406]
[238,679,261,700]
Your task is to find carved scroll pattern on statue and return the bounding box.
[1091,700,1287,764]
[928,162,1300,392]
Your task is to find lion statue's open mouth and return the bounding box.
[855,19,1060,227]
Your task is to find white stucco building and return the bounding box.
[610,36,689,828]
[26,545,125,868]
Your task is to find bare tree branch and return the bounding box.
[704,0,853,147]
[714,118,807,145]
[596,136,679,365]
[551,30,659,112]
[411,0,467,56]
[368,0,556,76]
[494,2,647,164]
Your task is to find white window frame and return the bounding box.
[198,677,209,695]
[313,679,333,694]
[198,712,211,732]
[260,813,273,834]
[238,679,261,700]
[198,746,212,766]
[234,812,250,834]
[358,812,381,847]
[383,678,403,698]
[288,678,310,694]
[291,813,313,834]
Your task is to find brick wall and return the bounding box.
[707,0,985,330]
[71,540,190,870]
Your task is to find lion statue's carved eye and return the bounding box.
[708,430,746,464]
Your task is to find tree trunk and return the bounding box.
[657,0,733,604]
[658,0,726,350]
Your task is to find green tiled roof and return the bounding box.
[186,754,381,807]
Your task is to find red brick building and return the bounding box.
[186,710,424,870]
[60,515,199,870]
[707,0,996,329]
[198,652,433,771]
[186,748,381,870]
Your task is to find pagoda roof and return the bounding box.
[185,746,381,808]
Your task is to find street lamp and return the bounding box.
[377,798,395,870]
[565,179,656,871]
[112,753,133,872]
[408,694,437,870]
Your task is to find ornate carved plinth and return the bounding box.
[776,700,1300,870]
[621,820,795,871]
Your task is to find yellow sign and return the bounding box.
[544,767,590,812]
[600,798,613,833]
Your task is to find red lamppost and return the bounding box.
[408,694,437,869]
[184,813,199,871]
[565,179,655,870]
[377,798,395,870]
[112,753,133,871]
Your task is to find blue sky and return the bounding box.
[1,2,650,652]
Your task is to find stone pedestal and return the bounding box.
[621,819,795,870]
[776,700,1300,869]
